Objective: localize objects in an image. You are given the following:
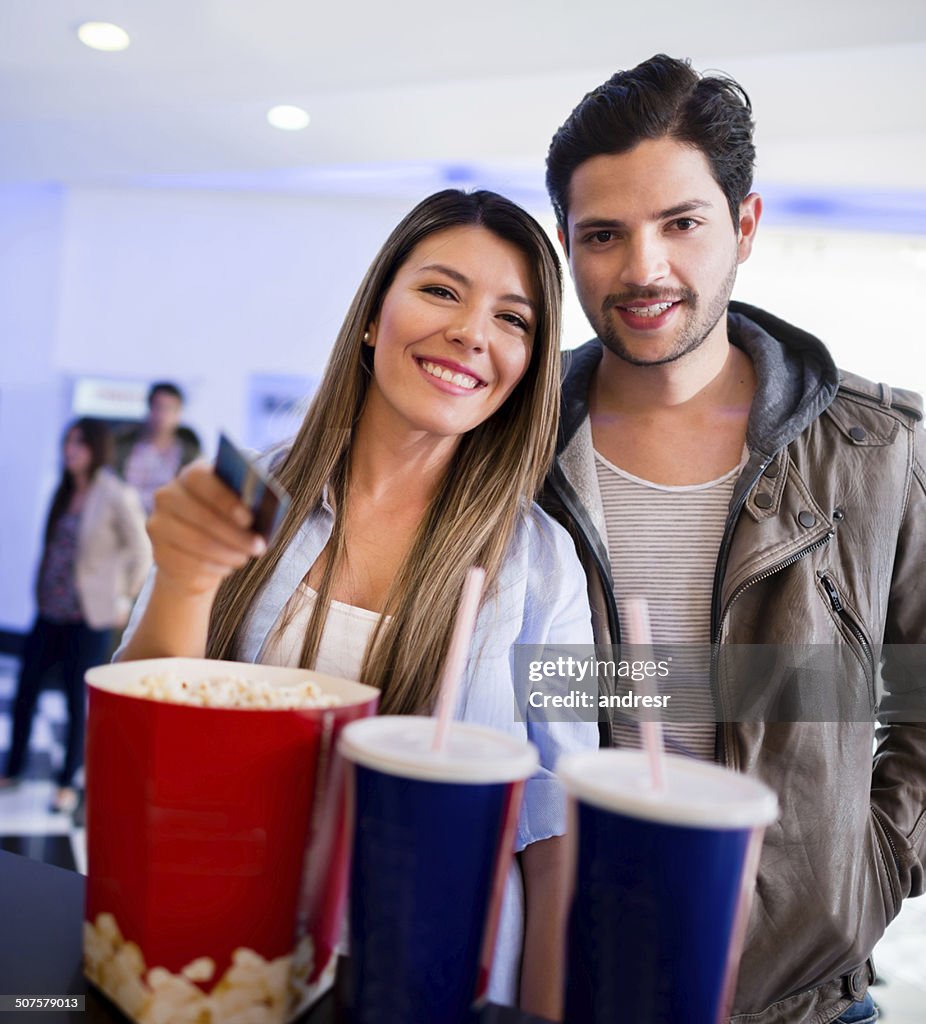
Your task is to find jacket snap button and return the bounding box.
[763,462,780,478]
[754,493,773,509]
[849,426,867,442]
[798,511,816,528]
[833,508,845,521]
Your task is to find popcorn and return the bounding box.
[83,913,121,969]
[83,913,317,1024]
[181,958,216,984]
[121,671,345,710]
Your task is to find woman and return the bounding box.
[117,190,596,1019]
[0,418,150,813]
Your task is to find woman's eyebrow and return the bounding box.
[417,263,535,312]
[417,262,469,286]
[501,293,536,312]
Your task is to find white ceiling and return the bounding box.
[2,0,925,205]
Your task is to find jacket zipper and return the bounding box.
[816,581,896,902]
[709,456,772,765]
[819,574,876,682]
[716,531,836,641]
[710,528,835,754]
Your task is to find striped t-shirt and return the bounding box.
[594,450,742,761]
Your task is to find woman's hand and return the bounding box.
[117,462,268,662]
[147,461,266,598]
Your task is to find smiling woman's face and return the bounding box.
[361,225,537,441]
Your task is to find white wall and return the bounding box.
[54,187,416,453]
[734,227,926,397]
[0,185,69,633]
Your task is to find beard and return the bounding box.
[590,258,738,368]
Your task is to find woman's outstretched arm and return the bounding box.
[117,462,265,661]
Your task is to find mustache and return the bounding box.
[603,287,696,310]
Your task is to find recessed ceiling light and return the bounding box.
[77,21,131,52]
[267,105,311,131]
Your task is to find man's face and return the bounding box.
[147,391,183,436]
[561,137,760,367]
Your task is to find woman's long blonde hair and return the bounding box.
[207,189,563,714]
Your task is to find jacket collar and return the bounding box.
[728,301,840,457]
[559,300,841,460]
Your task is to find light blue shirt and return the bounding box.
[118,494,597,1003]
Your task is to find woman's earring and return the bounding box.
[363,330,370,343]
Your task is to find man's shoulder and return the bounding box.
[834,369,924,425]
[812,370,925,466]
[115,423,143,445]
[113,424,143,468]
[174,425,202,466]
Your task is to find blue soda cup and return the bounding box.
[558,750,778,1024]
[337,716,538,1024]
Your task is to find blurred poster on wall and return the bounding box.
[246,373,317,452]
[71,377,149,421]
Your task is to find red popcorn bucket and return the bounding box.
[83,657,379,1024]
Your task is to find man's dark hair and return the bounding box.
[546,54,755,240]
[147,381,184,407]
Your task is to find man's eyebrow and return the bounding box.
[572,199,714,234]
[657,199,713,219]
[417,263,536,312]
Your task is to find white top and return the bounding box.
[258,582,384,682]
[594,451,743,761]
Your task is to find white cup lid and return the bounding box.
[339,716,539,784]
[557,749,778,829]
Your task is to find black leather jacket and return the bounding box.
[541,301,926,1022]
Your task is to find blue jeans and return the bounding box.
[835,992,879,1023]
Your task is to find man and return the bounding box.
[116,382,201,515]
[542,54,925,1022]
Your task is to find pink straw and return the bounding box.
[432,567,487,752]
[624,596,666,791]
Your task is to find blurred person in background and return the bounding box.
[116,189,598,1019]
[115,381,201,515]
[0,417,150,813]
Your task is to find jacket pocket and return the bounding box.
[817,573,877,710]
